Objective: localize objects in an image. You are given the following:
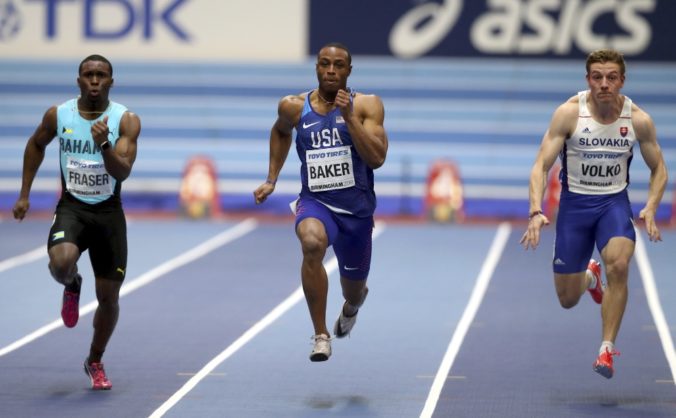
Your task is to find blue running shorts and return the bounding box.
[294,197,374,280]
[553,189,635,274]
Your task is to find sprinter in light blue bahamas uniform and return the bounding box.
[254,43,388,362]
[521,49,667,379]
[13,55,141,390]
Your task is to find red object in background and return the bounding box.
[672,181,676,226]
[179,156,220,219]
[544,162,561,221]
[424,160,464,223]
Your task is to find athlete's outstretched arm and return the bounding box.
[634,107,667,242]
[521,100,576,249]
[254,95,301,204]
[13,106,58,220]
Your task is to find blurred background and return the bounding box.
[1,0,675,223]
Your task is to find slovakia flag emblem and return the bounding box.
[620,127,628,137]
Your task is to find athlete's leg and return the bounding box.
[297,217,331,337]
[48,242,81,285]
[599,236,633,344]
[89,278,122,363]
[553,271,590,309]
[339,276,368,316]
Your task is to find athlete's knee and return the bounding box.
[299,233,327,259]
[96,292,119,309]
[47,260,75,284]
[557,296,579,309]
[95,280,121,306]
[604,258,630,284]
[555,286,581,309]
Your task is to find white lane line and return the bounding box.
[148,221,386,418]
[0,218,258,358]
[635,229,676,384]
[420,222,512,418]
[0,246,46,274]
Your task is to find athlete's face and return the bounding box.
[77,60,114,105]
[316,47,352,93]
[586,62,625,103]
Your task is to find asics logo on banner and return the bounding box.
[389,0,656,58]
[303,121,321,129]
[0,0,21,41]
[389,0,463,59]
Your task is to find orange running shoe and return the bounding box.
[587,259,604,304]
[593,348,620,379]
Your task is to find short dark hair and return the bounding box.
[79,54,113,76]
[586,49,625,75]
[318,42,352,65]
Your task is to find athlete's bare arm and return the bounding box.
[336,91,388,169]
[521,97,578,250]
[13,106,58,220]
[633,105,667,242]
[254,94,304,204]
[98,111,141,181]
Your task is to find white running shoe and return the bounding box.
[309,334,331,362]
[333,287,369,338]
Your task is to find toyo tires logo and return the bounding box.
[389,0,657,58]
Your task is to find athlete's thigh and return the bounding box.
[595,194,635,254]
[554,196,596,274]
[294,197,338,246]
[87,209,127,282]
[333,215,374,280]
[48,202,88,251]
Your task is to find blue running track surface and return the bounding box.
[0,217,674,418]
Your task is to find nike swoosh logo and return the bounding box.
[302,121,320,129]
[344,266,359,271]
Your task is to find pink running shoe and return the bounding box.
[587,259,604,304]
[84,360,112,390]
[61,274,81,328]
[593,348,620,379]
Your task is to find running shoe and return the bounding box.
[309,334,331,362]
[593,348,620,379]
[61,274,82,328]
[333,287,369,338]
[587,259,604,304]
[83,360,112,390]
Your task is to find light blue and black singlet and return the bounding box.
[57,98,127,205]
[295,90,376,218]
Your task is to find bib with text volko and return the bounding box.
[306,146,355,192]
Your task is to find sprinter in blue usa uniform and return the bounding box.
[13,55,141,389]
[254,42,388,361]
[521,49,667,379]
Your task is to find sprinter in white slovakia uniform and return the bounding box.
[520,49,667,379]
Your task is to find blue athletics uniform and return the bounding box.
[554,91,636,274]
[48,99,128,282]
[293,90,375,280]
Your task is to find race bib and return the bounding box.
[65,156,113,198]
[306,146,355,192]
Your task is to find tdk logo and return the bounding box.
[0,0,21,40]
[22,0,191,40]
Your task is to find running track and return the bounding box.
[0,216,674,417]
